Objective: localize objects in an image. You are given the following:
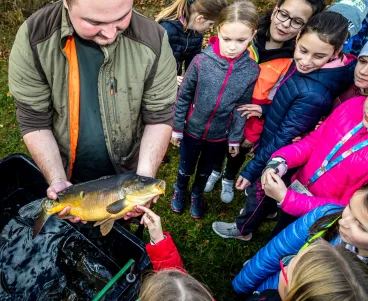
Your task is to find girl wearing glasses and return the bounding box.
[233,185,368,299]
[205,0,325,204]
[213,11,357,242]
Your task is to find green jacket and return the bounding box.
[8,1,177,178]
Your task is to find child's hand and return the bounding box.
[263,172,287,202]
[237,104,262,118]
[170,137,181,147]
[236,175,250,190]
[177,76,183,87]
[229,146,240,157]
[261,168,276,189]
[137,205,165,244]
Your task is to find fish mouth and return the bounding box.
[157,180,166,194]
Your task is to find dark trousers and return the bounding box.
[213,145,251,181]
[177,133,228,194]
[270,210,299,239]
[235,168,297,235]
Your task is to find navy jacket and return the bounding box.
[173,37,259,144]
[159,20,203,75]
[241,57,357,183]
[233,204,343,294]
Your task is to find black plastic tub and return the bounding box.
[0,154,150,300]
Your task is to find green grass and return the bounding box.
[0,2,278,300]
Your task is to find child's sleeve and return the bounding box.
[172,57,199,138]
[241,92,328,183]
[228,79,257,146]
[232,204,342,294]
[146,232,185,272]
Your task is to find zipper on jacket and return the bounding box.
[203,60,234,139]
[110,72,118,122]
[183,32,190,53]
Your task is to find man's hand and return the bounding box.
[170,137,181,147]
[48,178,87,224]
[138,205,165,244]
[263,172,287,202]
[229,146,240,157]
[236,175,251,190]
[238,104,262,118]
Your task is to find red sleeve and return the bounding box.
[244,117,265,143]
[146,232,185,273]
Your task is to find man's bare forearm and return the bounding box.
[23,129,67,184]
[136,124,172,178]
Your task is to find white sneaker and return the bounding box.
[204,171,222,192]
[221,179,234,203]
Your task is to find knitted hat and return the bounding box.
[359,41,368,58]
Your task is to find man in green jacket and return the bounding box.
[8,0,177,221]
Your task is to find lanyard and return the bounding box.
[308,122,367,186]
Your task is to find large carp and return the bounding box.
[18,174,165,238]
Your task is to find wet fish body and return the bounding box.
[19,174,165,238]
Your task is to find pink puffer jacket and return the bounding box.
[272,95,368,216]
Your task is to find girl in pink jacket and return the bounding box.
[262,94,368,236]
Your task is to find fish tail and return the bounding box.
[18,198,45,218]
[32,210,52,239]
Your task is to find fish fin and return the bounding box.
[32,210,52,239]
[106,199,127,214]
[100,219,115,236]
[93,219,109,227]
[18,198,44,218]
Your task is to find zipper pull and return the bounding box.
[110,77,117,95]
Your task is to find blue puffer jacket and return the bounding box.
[159,20,203,75]
[241,57,357,183]
[232,204,343,294]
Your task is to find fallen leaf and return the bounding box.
[219,212,226,217]
[204,240,209,244]
[7,91,12,97]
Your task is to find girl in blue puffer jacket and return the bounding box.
[232,184,368,296]
[156,0,226,86]
[170,1,260,219]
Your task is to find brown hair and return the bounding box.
[309,184,368,242]
[217,0,258,32]
[155,0,227,30]
[138,269,214,301]
[285,242,368,301]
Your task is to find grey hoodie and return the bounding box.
[172,37,260,145]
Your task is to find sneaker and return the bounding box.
[204,171,222,192]
[190,192,205,219]
[212,222,252,241]
[221,179,234,203]
[171,184,186,213]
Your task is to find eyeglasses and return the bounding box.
[279,259,289,286]
[275,9,305,29]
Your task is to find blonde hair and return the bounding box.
[138,269,214,301]
[155,0,227,30]
[217,0,258,32]
[285,242,368,301]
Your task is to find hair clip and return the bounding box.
[188,0,196,4]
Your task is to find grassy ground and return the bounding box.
[0,1,278,300]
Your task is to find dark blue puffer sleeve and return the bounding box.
[160,21,182,72]
[241,91,329,183]
[232,204,343,294]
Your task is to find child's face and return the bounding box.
[218,22,255,59]
[269,0,313,45]
[294,32,336,74]
[354,56,368,90]
[339,190,368,257]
